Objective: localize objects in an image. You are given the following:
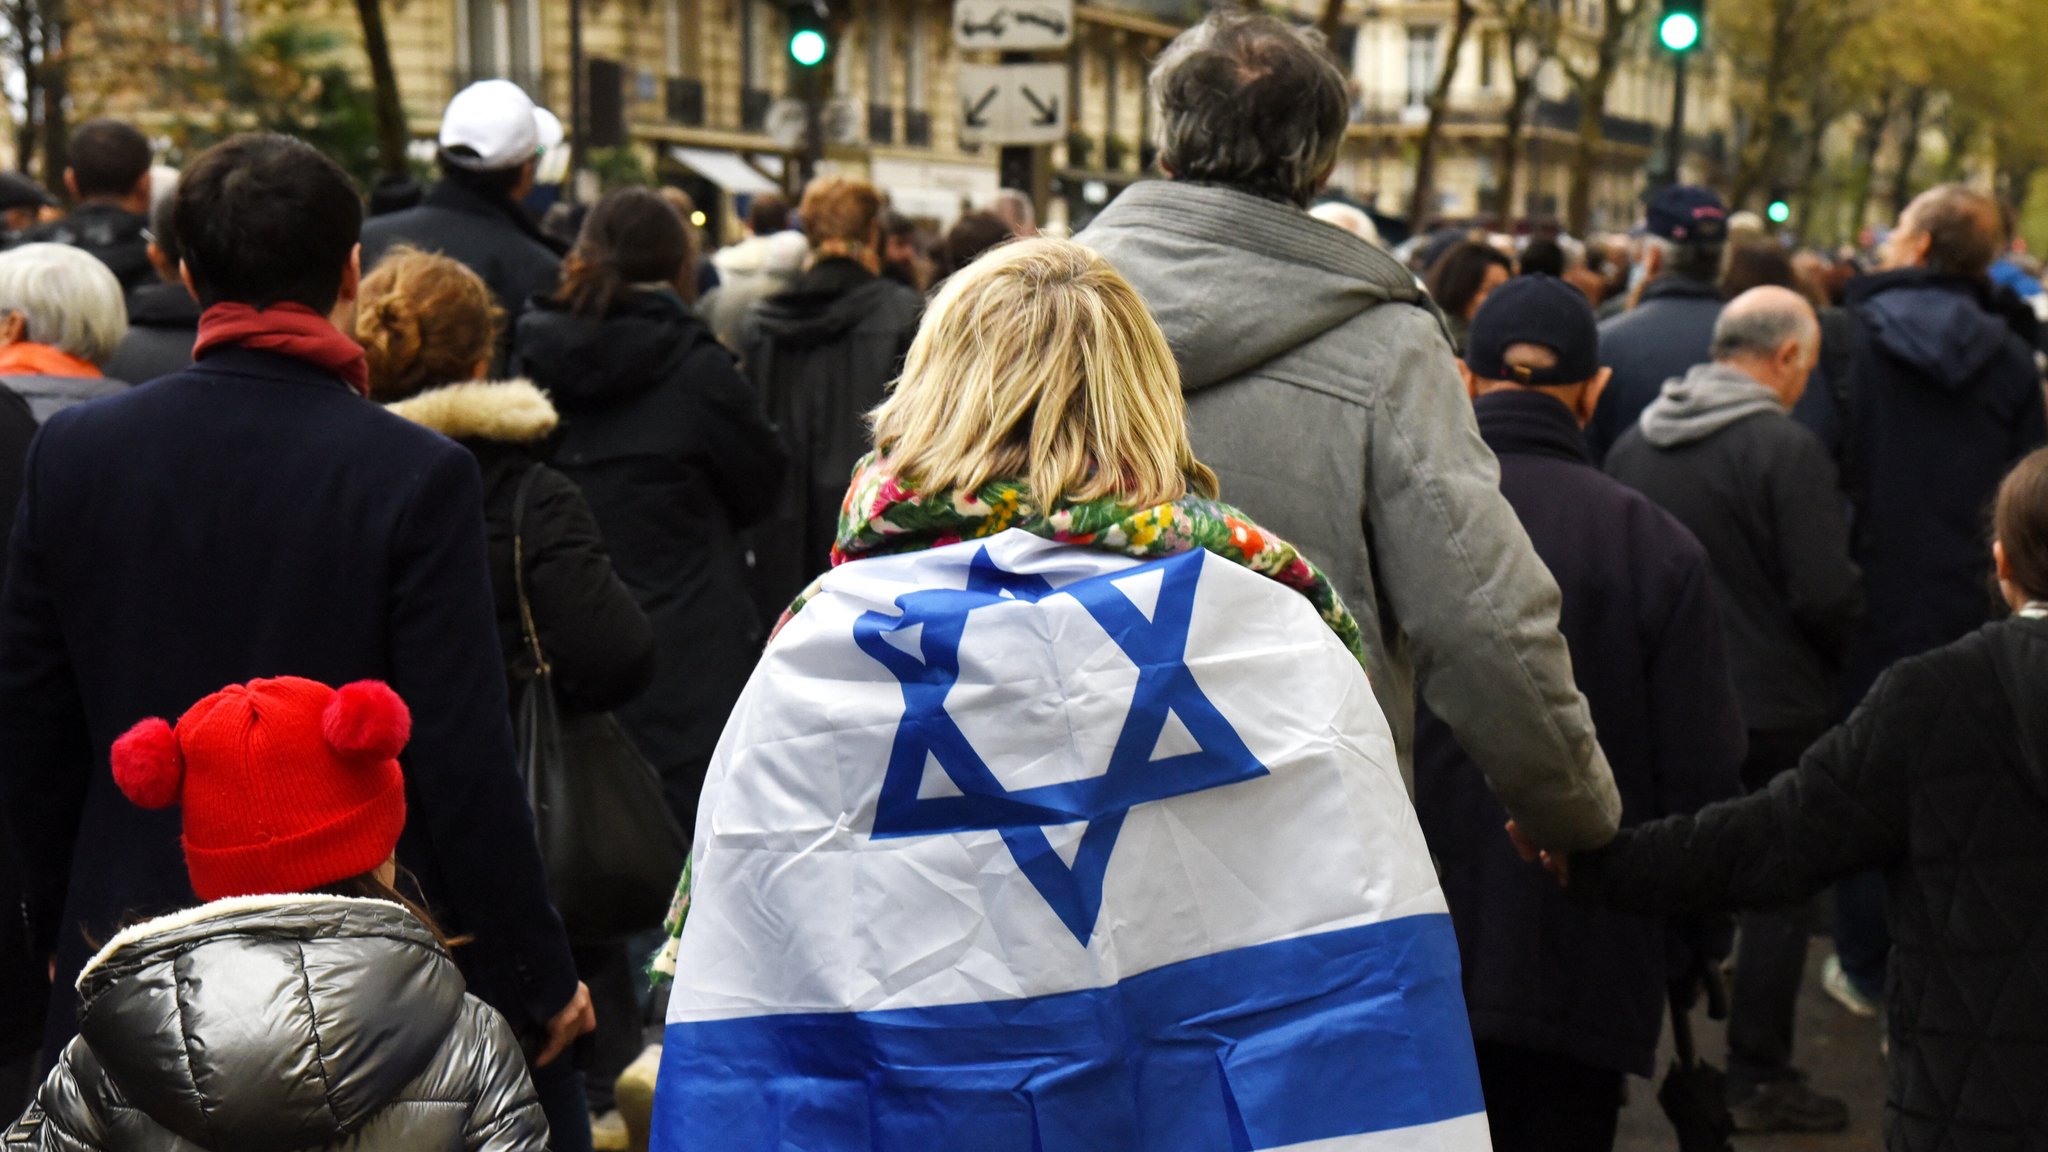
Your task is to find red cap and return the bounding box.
[110,677,410,901]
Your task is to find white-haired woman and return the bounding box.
[0,243,129,422]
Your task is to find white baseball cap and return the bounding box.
[439,80,548,171]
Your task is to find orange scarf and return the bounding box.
[0,342,101,379]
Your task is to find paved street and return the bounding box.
[1616,946,1888,1150]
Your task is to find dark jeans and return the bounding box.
[532,1054,593,1152]
[1727,726,1824,1091]
[1475,1041,1624,1152]
[1833,869,1890,1001]
[576,940,655,1114]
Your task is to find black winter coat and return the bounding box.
[1607,396,1863,732]
[102,281,200,386]
[383,379,655,712]
[1574,616,2048,1150]
[0,384,37,1063]
[516,290,787,834]
[0,348,579,1061]
[1797,269,2048,709]
[8,896,548,1151]
[739,258,922,619]
[1588,275,1724,461]
[1414,390,1745,1078]
[362,182,562,369]
[18,205,152,296]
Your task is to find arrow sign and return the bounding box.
[964,88,1000,131]
[1020,86,1059,128]
[958,63,1069,145]
[952,0,1073,50]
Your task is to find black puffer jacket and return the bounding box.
[1573,617,2048,1150]
[738,257,921,619]
[102,281,200,386]
[516,290,787,832]
[384,378,655,712]
[18,205,152,296]
[6,896,549,1151]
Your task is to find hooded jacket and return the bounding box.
[6,895,548,1151]
[1797,268,2048,709]
[516,290,787,832]
[737,257,922,624]
[361,182,562,370]
[1573,616,2048,1150]
[1589,274,1725,461]
[1608,363,1863,732]
[699,230,809,349]
[1080,179,1619,851]
[384,379,655,713]
[1414,389,1743,1079]
[19,204,153,296]
[103,281,201,386]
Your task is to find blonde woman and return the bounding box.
[650,238,1491,1151]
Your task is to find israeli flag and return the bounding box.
[657,530,1489,1151]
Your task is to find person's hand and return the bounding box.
[1504,821,1570,887]
[534,981,596,1068]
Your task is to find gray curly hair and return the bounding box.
[1149,12,1349,208]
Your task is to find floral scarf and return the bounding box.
[650,457,1367,983]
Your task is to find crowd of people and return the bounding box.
[0,8,2038,1152]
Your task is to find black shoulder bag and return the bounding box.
[511,465,688,943]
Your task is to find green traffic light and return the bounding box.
[789,28,828,66]
[1767,201,1791,224]
[1658,11,1700,52]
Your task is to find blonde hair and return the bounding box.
[0,243,126,364]
[870,238,1216,509]
[356,248,501,402]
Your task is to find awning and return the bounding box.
[670,147,781,196]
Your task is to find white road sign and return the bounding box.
[957,62,1069,146]
[952,0,1074,51]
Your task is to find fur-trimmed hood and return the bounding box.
[384,378,558,444]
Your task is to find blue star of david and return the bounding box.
[853,546,1267,945]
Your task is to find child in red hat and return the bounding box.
[5,677,553,1151]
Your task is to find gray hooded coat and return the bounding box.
[1081,181,1620,851]
[6,896,548,1152]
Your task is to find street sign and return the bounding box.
[957,62,1068,146]
[766,97,808,150]
[952,0,1074,51]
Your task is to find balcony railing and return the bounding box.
[667,77,706,126]
[868,103,896,145]
[904,109,932,148]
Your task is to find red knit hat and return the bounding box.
[109,677,411,901]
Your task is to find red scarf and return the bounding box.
[193,303,370,396]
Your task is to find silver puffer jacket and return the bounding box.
[4,895,549,1151]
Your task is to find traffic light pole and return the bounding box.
[996,50,1049,226]
[801,63,823,188]
[1657,50,1688,191]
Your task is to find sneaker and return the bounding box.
[590,1110,630,1152]
[1728,1079,1851,1133]
[1823,954,1879,1018]
[614,1043,662,1152]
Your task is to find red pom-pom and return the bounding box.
[111,718,184,809]
[321,681,412,763]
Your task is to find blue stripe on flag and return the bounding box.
[654,912,1483,1151]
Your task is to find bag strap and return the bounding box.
[510,463,549,677]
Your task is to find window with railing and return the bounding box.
[462,0,542,96]
[868,0,895,143]
[1404,24,1439,109]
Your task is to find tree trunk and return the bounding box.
[1885,87,1929,220]
[1497,78,1532,225]
[1792,91,1833,247]
[1845,93,1892,242]
[1406,0,1476,229]
[1564,0,1637,236]
[38,0,67,190]
[353,0,410,178]
[1317,0,1345,44]
[11,0,41,176]
[1728,0,1798,210]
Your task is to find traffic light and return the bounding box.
[1766,199,1791,225]
[1658,0,1702,53]
[787,0,830,67]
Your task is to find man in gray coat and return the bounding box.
[1080,11,1619,852]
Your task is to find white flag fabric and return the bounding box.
[656,529,1490,1151]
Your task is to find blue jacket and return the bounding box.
[1415,389,1745,1077]
[1796,268,2048,709]
[1589,275,1725,461]
[0,348,578,1060]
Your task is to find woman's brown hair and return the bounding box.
[556,187,693,320]
[356,248,501,402]
[317,867,471,953]
[1996,446,2048,602]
